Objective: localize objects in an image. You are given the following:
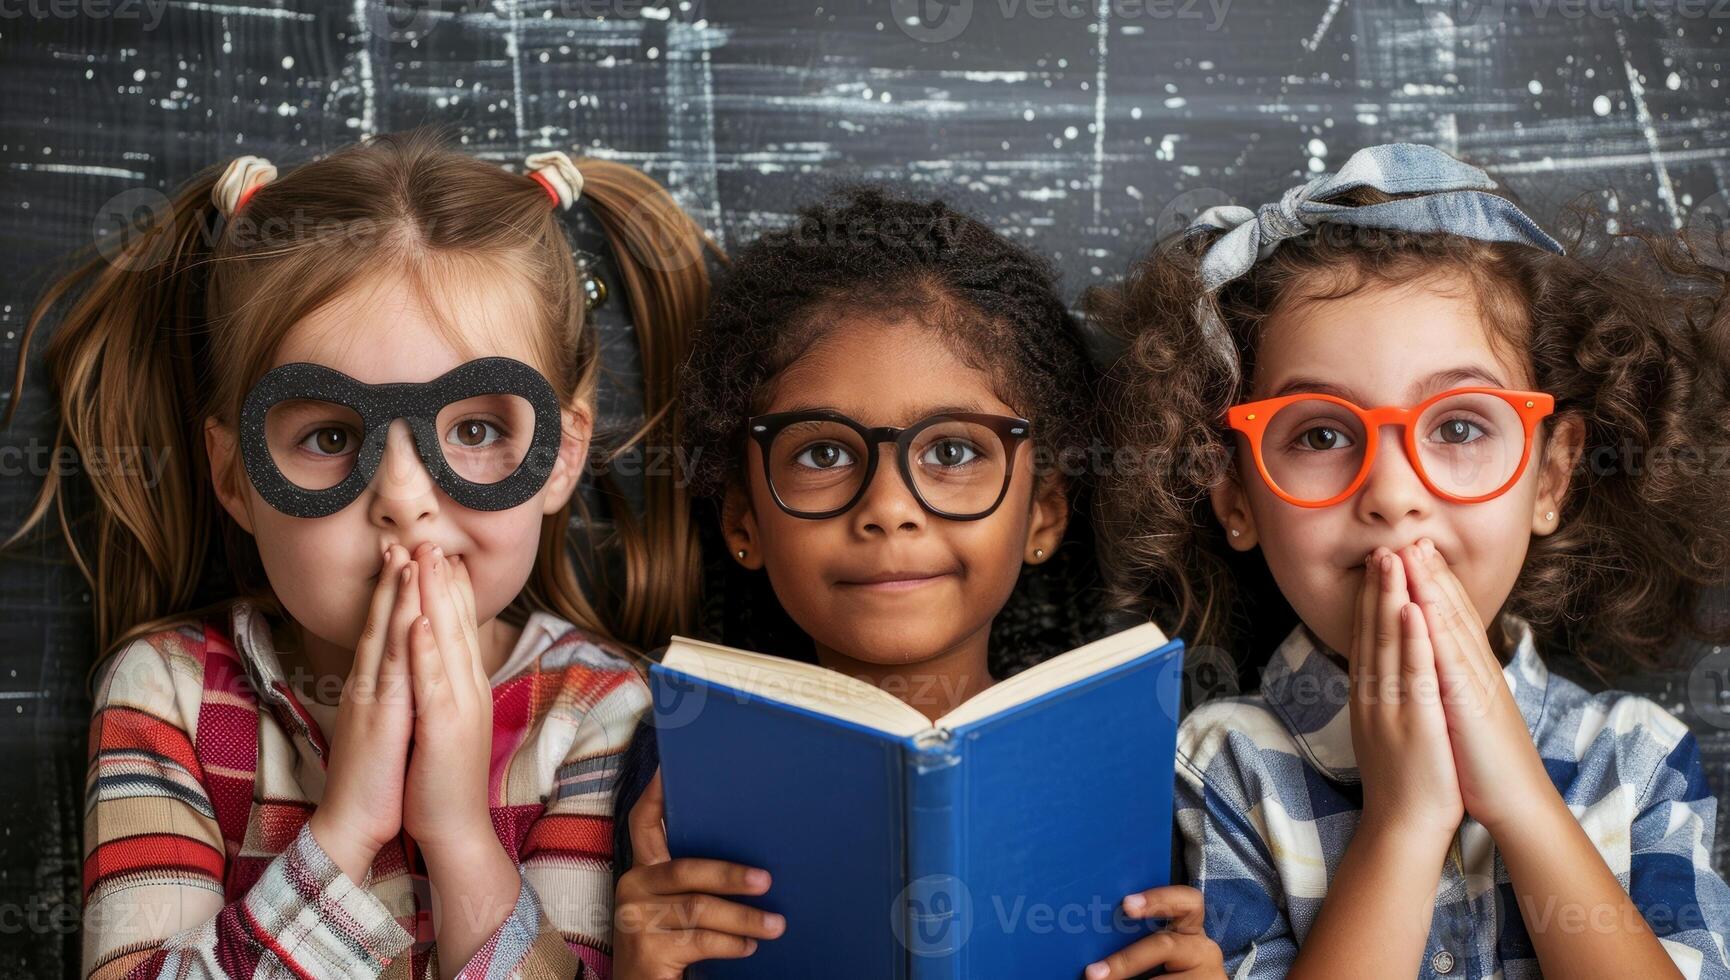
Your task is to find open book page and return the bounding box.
[659,619,1169,738]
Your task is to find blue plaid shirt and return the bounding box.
[1176,615,1730,979]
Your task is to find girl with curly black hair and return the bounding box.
[1089,142,1730,977]
[611,187,1226,979]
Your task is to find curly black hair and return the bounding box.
[682,186,1099,498]
[1087,185,1730,682]
[680,185,1114,674]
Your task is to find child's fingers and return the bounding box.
[1400,602,1441,717]
[1421,542,1500,687]
[448,555,488,689]
[660,894,785,941]
[1084,930,1223,979]
[1119,885,1205,934]
[636,858,772,899]
[1421,600,1491,717]
[1405,545,1496,702]
[417,548,474,708]
[1421,540,1482,630]
[1351,550,1379,693]
[376,560,416,711]
[384,562,423,708]
[448,553,478,634]
[628,770,672,867]
[408,611,448,714]
[671,930,761,963]
[1374,550,1407,709]
[350,545,406,692]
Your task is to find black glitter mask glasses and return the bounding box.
[239,356,564,518]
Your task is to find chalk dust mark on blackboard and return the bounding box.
[1615,28,1680,229]
[665,19,727,247]
[1303,0,1347,53]
[349,0,377,135]
[1090,0,1108,223]
[505,0,528,140]
[180,2,316,20]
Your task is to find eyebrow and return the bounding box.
[1263,366,1512,403]
[772,402,990,424]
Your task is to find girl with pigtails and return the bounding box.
[4,127,712,979]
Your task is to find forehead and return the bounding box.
[272,266,544,384]
[764,314,1019,423]
[1252,272,1531,402]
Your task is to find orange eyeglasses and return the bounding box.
[1226,387,1555,508]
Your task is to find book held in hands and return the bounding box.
[648,620,1185,979]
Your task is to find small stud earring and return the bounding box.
[1544,511,1555,522]
[1033,548,1044,559]
[736,549,747,560]
[1230,528,1241,538]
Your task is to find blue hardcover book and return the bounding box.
[648,621,1184,979]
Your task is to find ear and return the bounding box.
[203,416,255,535]
[1531,413,1584,537]
[720,481,764,570]
[1021,476,1070,564]
[540,403,595,517]
[1209,462,1259,551]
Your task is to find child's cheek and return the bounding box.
[460,509,545,623]
[1254,508,1361,656]
[1446,513,1530,629]
[250,508,374,645]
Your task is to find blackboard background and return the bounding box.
[4,0,1730,976]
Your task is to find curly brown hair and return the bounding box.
[679,185,1114,674]
[681,186,1098,500]
[1087,186,1730,680]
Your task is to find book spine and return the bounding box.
[903,728,965,980]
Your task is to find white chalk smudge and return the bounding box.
[1091,0,1108,222]
[502,0,527,140]
[348,0,376,135]
[1303,0,1346,52]
[177,2,315,20]
[10,163,148,179]
[1615,29,1679,228]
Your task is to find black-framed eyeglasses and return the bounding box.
[745,410,1033,521]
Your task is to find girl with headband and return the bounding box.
[5,127,713,979]
[1089,143,1730,977]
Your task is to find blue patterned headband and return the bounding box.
[1185,142,1563,386]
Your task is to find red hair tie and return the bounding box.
[212,155,277,216]
[523,151,584,211]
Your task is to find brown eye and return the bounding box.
[1300,427,1343,451]
[300,428,352,456]
[445,418,506,450]
[1432,418,1485,445]
[921,439,979,467]
[795,443,851,469]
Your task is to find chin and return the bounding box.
[825,625,959,668]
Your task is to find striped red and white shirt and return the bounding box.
[81,598,650,980]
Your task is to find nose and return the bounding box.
[367,420,439,528]
[1353,424,1431,526]
[850,449,925,537]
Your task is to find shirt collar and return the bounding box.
[227,598,330,757]
[1258,613,1551,784]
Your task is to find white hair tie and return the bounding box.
[524,151,584,210]
[212,155,277,216]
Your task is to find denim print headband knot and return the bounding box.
[1185,142,1564,386]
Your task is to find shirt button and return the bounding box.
[1431,950,1456,974]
